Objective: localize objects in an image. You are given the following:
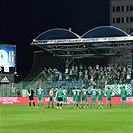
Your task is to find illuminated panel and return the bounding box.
[0,45,16,67]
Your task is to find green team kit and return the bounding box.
[63,89,67,102]
[72,88,77,108]
[36,86,127,109]
[37,88,44,108]
[106,89,112,101]
[97,88,104,108]
[81,87,89,108]
[76,89,81,102]
[37,88,43,101]
[90,88,97,108]
[91,88,97,103]
[72,88,77,102]
[63,89,68,107]
[82,88,88,102]
[97,89,103,102]
[106,88,112,108]
[120,86,127,108]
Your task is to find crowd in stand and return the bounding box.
[41,63,132,86]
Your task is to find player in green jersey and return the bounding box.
[81,86,89,108]
[106,87,112,108]
[72,87,77,109]
[48,87,54,108]
[76,87,82,108]
[120,86,127,108]
[90,86,97,109]
[97,86,104,109]
[37,85,44,108]
[57,86,63,109]
[63,88,68,107]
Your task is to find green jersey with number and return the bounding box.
[91,89,97,99]
[37,89,43,97]
[76,89,81,96]
[57,89,63,98]
[72,89,76,97]
[106,89,112,98]
[63,90,67,96]
[82,89,87,96]
[97,89,103,97]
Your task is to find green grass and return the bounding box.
[0,104,133,133]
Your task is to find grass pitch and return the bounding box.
[0,104,132,133]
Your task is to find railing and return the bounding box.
[0,83,21,97]
[23,72,44,89]
[0,79,132,97]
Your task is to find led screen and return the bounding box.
[0,45,16,67]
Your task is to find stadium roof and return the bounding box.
[36,28,80,40]
[82,26,129,38]
[31,26,133,66]
[35,26,130,41]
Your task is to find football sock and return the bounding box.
[29,102,31,107]
[42,103,43,107]
[33,102,35,107]
[90,103,92,108]
[48,102,50,108]
[87,104,89,107]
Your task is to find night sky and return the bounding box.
[0,0,109,81]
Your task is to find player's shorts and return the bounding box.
[63,96,67,102]
[58,97,63,102]
[106,97,111,101]
[38,96,43,101]
[82,95,88,101]
[121,97,126,102]
[49,96,54,101]
[91,98,96,103]
[72,96,76,102]
[98,96,102,102]
[29,96,34,101]
[76,96,81,102]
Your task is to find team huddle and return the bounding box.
[27,85,127,109]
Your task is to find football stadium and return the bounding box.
[0,26,133,133]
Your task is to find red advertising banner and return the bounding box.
[0,96,133,104]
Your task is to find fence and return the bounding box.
[0,79,133,97]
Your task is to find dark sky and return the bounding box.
[0,0,109,81]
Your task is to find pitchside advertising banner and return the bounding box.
[0,96,133,104]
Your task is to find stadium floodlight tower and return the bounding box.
[31,26,133,67]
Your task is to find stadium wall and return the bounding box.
[0,96,133,104]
